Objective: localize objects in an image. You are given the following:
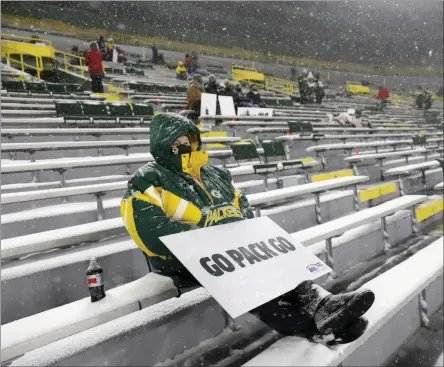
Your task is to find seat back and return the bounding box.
[108,103,133,117]
[46,82,67,93]
[55,101,83,117]
[4,80,26,92]
[260,139,287,162]
[82,102,108,117]
[412,135,427,146]
[288,121,313,134]
[133,104,154,117]
[64,83,81,93]
[231,141,260,164]
[25,82,47,93]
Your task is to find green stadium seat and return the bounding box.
[128,83,143,92]
[55,101,83,117]
[231,141,261,164]
[25,82,47,93]
[132,104,154,117]
[141,84,157,93]
[64,83,81,93]
[4,80,26,93]
[176,86,187,93]
[108,103,133,117]
[82,102,108,117]
[288,121,314,134]
[260,139,305,168]
[260,140,287,160]
[412,135,427,146]
[263,99,278,107]
[46,83,67,94]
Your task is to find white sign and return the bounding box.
[201,93,217,117]
[161,216,331,318]
[218,95,236,116]
[237,107,273,117]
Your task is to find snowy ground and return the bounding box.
[386,306,443,367]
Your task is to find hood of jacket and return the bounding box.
[150,113,203,171]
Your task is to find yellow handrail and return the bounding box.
[264,76,296,95]
[54,50,86,77]
[6,52,43,78]
[0,33,52,46]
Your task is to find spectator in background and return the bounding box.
[219,79,235,97]
[298,69,309,104]
[184,54,193,72]
[105,38,115,61]
[97,35,106,54]
[424,90,433,110]
[415,86,425,110]
[204,74,218,94]
[176,61,187,80]
[85,43,104,93]
[377,86,390,101]
[187,74,204,112]
[314,73,325,104]
[70,46,82,65]
[190,51,199,69]
[233,82,245,112]
[246,85,261,106]
[377,85,390,111]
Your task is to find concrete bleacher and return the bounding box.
[1,71,443,367]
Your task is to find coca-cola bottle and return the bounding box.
[86,257,106,302]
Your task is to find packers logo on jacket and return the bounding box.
[121,113,254,276]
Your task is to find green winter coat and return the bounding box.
[121,113,254,282]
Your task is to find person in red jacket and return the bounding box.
[378,86,389,101]
[85,43,104,93]
[377,86,389,111]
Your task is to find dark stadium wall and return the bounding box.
[2,1,443,69]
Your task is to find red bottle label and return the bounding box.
[87,274,104,287]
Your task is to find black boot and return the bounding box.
[309,317,369,345]
[283,281,375,335]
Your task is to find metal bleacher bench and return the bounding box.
[1,194,432,365]
[1,149,237,183]
[385,159,443,194]
[1,176,368,260]
[344,148,432,180]
[1,127,210,140]
[307,139,442,170]
[1,127,150,139]
[1,137,241,159]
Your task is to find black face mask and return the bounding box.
[171,144,192,156]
